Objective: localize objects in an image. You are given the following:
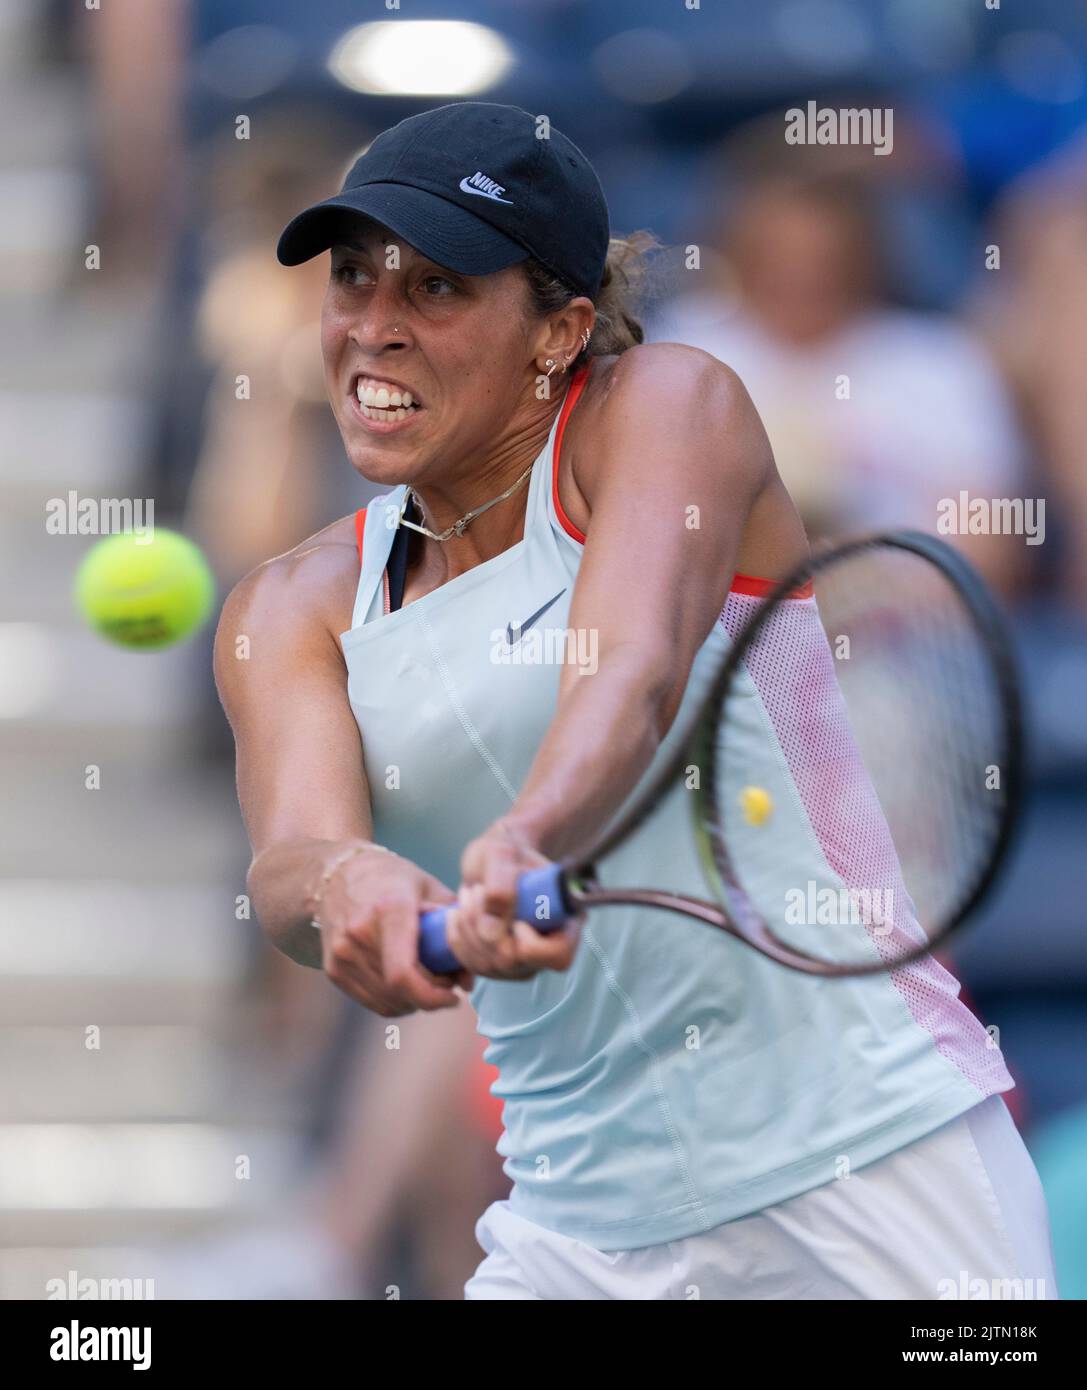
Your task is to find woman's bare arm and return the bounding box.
[449,344,809,978]
[215,526,463,1012]
[502,343,806,860]
[214,533,375,969]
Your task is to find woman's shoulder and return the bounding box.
[559,345,766,537]
[217,513,362,654]
[580,342,746,418]
[568,344,755,474]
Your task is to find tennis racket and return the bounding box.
[418,530,1024,978]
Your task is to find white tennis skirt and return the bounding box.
[465,1095,1058,1300]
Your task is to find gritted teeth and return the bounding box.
[355,376,419,410]
[360,403,414,421]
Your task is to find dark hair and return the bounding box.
[522,231,659,366]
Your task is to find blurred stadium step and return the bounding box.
[0,0,87,301]
[0,7,307,1299]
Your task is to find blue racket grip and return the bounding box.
[418,863,571,974]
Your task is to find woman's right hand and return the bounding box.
[315,846,469,1015]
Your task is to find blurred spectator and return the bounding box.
[183,109,381,583]
[971,133,1087,612]
[81,0,189,295]
[652,121,1029,595]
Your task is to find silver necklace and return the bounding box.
[396,460,535,543]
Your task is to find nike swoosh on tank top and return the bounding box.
[339,363,1012,1250]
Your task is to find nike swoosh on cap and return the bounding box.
[505,589,567,649]
[458,175,514,204]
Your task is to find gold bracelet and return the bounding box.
[309,841,393,931]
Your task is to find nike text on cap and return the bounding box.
[276,102,610,300]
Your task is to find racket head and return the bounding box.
[692,530,1024,975]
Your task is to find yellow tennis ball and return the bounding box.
[74,529,216,650]
[739,785,773,826]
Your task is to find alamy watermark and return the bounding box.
[490,625,598,675]
[45,491,154,540]
[937,1271,1047,1301]
[936,492,1045,545]
[785,101,893,156]
[47,1270,154,1300]
[49,1320,151,1371]
[784,880,895,934]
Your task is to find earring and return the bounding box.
[545,358,558,378]
[581,330,591,352]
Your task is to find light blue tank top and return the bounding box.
[339,365,1012,1251]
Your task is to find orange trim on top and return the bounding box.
[365,380,813,604]
[731,573,814,600]
[355,507,367,567]
[551,364,591,544]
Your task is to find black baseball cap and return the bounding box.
[276,102,610,300]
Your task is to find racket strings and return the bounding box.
[704,546,1011,971]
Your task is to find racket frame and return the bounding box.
[555,530,1025,976]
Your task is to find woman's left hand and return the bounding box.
[447,819,583,980]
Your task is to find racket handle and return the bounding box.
[418,863,570,974]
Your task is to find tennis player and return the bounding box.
[216,103,1056,1299]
